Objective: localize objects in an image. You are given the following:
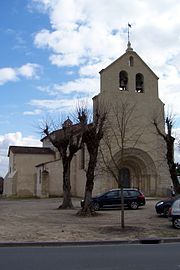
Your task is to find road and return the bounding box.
[0,243,180,270]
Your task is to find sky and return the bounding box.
[1,0,180,177]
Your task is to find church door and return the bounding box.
[119,168,131,188]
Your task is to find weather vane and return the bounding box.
[128,23,131,43]
[127,23,133,51]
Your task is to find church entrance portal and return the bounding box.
[119,167,131,188]
[111,148,158,195]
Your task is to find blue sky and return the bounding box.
[1,0,180,176]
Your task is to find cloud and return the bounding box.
[49,53,85,67]
[34,24,122,68]
[78,60,111,77]
[0,68,18,85]
[33,0,180,67]
[0,63,41,85]
[23,109,42,115]
[32,0,180,109]
[0,132,42,177]
[53,77,99,95]
[33,0,129,68]
[37,75,100,96]
[174,128,180,163]
[17,63,41,79]
[158,65,180,117]
[28,0,180,136]
[29,96,93,113]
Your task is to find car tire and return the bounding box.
[93,202,100,211]
[130,201,139,210]
[163,207,169,217]
[172,218,180,229]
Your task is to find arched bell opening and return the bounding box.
[119,70,128,91]
[135,73,144,93]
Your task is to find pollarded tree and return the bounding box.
[154,115,180,193]
[77,106,106,216]
[43,118,83,209]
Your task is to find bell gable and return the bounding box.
[99,49,159,98]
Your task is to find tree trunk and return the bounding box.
[118,179,125,228]
[153,119,180,194]
[59,159,74,209]
[120,188,125,228]
[77,151,97,216]
[166,137,180,193]
[168,162,180,193]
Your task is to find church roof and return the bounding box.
[41,122,83,142]
[8,146,55,157]
[99,47,159,79]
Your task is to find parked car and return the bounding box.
[81,188,146,210]
[155,197,175,217]
[168,197,180,229]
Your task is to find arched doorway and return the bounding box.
[112,148,158,195]
[119,167,130,188]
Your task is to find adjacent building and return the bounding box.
[4,146,55,197]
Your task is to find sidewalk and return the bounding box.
[0,197,179,244]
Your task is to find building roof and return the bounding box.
[8,146,55,157]
[41,122,83,142]
[99,47,159,79]
[36,158,61,168]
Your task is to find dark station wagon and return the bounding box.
[81,188,146,211]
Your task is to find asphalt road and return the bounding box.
[0,243,180,270]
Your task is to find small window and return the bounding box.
[135,73,144,93]
[129,56,134,67]
[119,70,128,91]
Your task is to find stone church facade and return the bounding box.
[93,43,171,196]
[4,44,171,198]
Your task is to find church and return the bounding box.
[3,42,171,198]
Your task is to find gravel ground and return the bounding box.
[0,197,179,243]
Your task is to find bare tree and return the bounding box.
[42,118,82,209]
[153,114,180,193]
[77,106,106,216]
[99,100,145,228]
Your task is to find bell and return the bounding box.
[120,80,125,87]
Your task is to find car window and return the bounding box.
[128,190,138,196]
[172,198,180,210]
[105,190,119,198]
[123,190,129,197]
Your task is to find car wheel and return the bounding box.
[130,201,139,210]
[173,218,180,229]
[163,207,169,217]
[93,202,100,211]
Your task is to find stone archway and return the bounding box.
[113,148,158,195]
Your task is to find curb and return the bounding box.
[0,237,180,247]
